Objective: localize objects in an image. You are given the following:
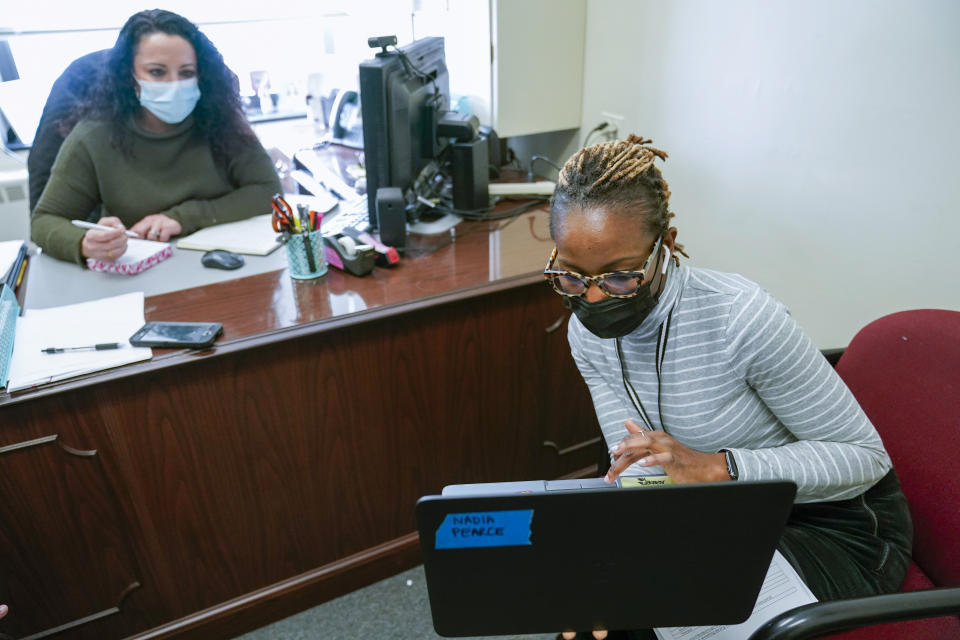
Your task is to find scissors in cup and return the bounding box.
[271,194,296,233]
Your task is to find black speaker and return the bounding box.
[479,125,504,173]
[376,187,406,249]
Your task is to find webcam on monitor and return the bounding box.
[367,35,398,53]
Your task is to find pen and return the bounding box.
[14,258,27,288]
[317,178,345,200]
[71,220,141,238]
[302,229,318,272]
[41,343,124,354]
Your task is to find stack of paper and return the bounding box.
[4,291,153,391]
[654,551,817,640]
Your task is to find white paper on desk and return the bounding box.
[283,191,340,215]
[5,292,152,391]
[0,240,26,281]
[176,214,281,255]
[654,551,817,640]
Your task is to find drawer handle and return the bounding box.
[0,435,96,457]
[17,581,140,640]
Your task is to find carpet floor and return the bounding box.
[233,565,556,640]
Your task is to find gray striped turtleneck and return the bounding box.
[567,262,891,503]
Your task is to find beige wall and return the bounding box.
[580,0,960,347]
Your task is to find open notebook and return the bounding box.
[176,214,279,256]
[176,195,339,256]
[86,239,172,275]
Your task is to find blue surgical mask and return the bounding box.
[137,77,201,124]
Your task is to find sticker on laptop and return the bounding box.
[435,509,534,549]
[620,475,673,487]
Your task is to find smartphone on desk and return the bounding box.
[130,321,223,349]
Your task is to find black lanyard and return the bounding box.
[615,307,674,432]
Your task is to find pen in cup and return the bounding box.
[71,220,141,238]
[41,343,124,354]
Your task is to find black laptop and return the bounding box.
[416,478,796,637]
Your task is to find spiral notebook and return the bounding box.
[86,239,172,275]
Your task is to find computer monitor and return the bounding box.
[359,36,450,229]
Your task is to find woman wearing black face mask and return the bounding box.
[546,136,912,640]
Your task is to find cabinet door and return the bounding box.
[0,434,141,639]
[534,301,605,479]
[492,0,587,137]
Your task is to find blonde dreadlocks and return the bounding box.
[550,134,687,261]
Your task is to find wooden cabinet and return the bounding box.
[0,431,142,639]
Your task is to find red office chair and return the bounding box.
[750,309,960,640]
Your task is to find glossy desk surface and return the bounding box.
[144,208,553,338]
[5,206,554,404]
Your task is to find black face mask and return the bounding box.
[563,281,659,339]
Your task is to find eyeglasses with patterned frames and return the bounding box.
[543,236,663,298]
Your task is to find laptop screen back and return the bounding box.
[416,481,796,636]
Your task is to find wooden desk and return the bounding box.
[0,208,601,639]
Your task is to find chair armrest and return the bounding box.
[747,587,960,640]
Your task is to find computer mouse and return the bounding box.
[201,249,244,270]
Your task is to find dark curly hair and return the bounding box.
[78,9,257,165]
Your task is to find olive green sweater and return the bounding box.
[31,116,281,264]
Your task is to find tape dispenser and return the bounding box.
[323,234,377,277]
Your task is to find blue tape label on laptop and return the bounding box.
[435,509,534,549]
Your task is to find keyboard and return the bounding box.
[321,196,371,236]
[440,475,672,496]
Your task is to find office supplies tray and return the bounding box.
[0,284,20,387]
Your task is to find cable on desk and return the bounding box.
[431,196,550,222]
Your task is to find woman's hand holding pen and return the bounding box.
[130,213,181,242]
[605,419,730,484]
[80,216,129,262]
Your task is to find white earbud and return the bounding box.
[338,236,357,257]
[662,246,671,274]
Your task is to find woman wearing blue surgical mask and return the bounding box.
[548,136,912,640]
[30,9,281,264]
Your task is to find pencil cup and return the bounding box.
[284,230,327,280]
